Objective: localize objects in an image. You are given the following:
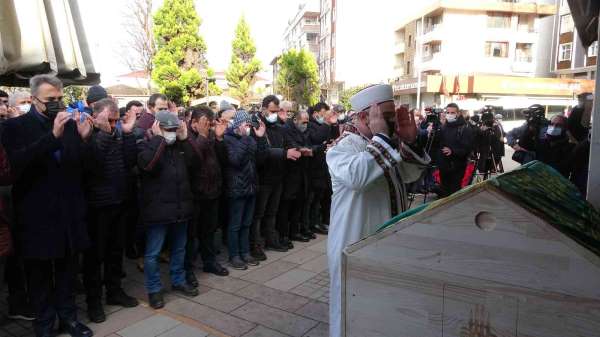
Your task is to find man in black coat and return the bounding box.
[82,99,139,323]
[138,111,198,309]
[250,96,301,259]
[1,75,94,337]
[438,103,473,197]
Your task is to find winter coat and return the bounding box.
[185,130,225,200]
[0,142,12,257]
[537,135,576,178]
[259,116,289,186]
[85,129,137,207]
[438,116,473,171]
[1,108,91,259]
[282,120,316,199]
[307,118,332,189]
[137,135,194,225]
[223,128,268,198]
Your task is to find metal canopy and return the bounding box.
[0,0,100,87]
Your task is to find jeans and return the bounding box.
[251,183,282,246]
[26,255,78,335]
[227,196,256,259]
[185,198,220,271]
[144,221,188,294]
[83,205,126,303]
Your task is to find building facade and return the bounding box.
[553,0,597,79]
[393,0,593,115]
[282,2,320,59]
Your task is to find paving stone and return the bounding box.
[297,255,328,273]
[235,283,310,312]
[165,298,255,337]
[281,250,322,265]
[85,306,155,337]
[232,302,317,337]
[302,322,329,337]
[190,289,249,313]
[157,323,209,337]
[305,240,326,253]
[117,314,180,337]
[241,325,290,337]
[295,301,328,323]
[264,270,317,292]
[197,274,251,293]
[239,260,299,284]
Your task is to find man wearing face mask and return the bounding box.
[223,110,268,270]
[138,111,198,309]
[134,93,168,138]
[507,104,549,165]
[1,75,94,337]
[537,115,575,178]
[250,96,300,259]
[82,99,139,323]
[8,90,32,117]
[438,103,473,197]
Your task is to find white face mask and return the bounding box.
[245,127,252,136]
[316,116,325,124]
[164,131,177,144]
[546,126,563,137]
[18,104,31,113]
[446,114,457,122]
[266,113,278,124]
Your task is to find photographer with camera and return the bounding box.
[474,107,505,180]
[417,107,443,194]
[507,104,549,164]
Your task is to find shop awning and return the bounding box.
[0,0,100,87]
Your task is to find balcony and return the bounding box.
[512,55,534,73]
[420,23,444,44]
[420,52,443,72]
[394,41,405,54]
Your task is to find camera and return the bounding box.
[481,112,494,127]
[522,104,545,126]
[250,113,261,129]
[424,107,442,124]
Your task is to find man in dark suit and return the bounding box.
[1,75,94,337]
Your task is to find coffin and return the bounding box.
[342,161,600,337]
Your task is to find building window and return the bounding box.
[559,14,573,34]
[485,42,509,58]
[559,43,572,61]
[588,41,598,57]
[406,61,411,76]
[515,43,533,62]
[487,12,512,29]
[307,33,318,42]
[408,35,412,47]
[517,14,535,32]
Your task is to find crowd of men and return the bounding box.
[0,77,593,337]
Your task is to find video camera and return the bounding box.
[424,107,443,124]
[522,104,545,126]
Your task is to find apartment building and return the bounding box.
[553,0,597,79]
[282,2,320,59]
[393,0,593,113]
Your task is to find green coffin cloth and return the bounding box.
[377,161,600,257]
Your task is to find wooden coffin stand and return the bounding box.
[342,161,600,337]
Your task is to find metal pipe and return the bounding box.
[586,9,600,208]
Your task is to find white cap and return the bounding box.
[350,84,394,112]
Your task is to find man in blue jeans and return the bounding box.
[137,110,198,309]
[223,110,268,270]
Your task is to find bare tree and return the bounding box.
[120,0,155,95]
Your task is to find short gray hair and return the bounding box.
[8,90,31,107]
[29,75,63,97]
[280,100,293,111]
[93,98,119,114]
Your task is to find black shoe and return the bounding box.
[87,301,106,323]
[203,263,229,276]
[7,301,35,321]
[250,246,267,261]
[311,225,328,235]
[302,231,317,240]
[148,292,164,309]
[172,283,199,297]
[265,241,288,252]
[60,320,94,337]
[281,237,294,250]
[106,289,139,308]
[74,277,85,295]
[229,256,248,270]
[241,254,259,266]
[291,233,310,242]
[186,271,199,288]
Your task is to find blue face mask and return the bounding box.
[546,126,563,137]
[316,116,325,124]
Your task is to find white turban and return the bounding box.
[349,84,393,112]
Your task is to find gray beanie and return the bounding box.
[219,100,233,113]
[231,110,251,130]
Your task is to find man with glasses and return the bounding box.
[1,75,94,337]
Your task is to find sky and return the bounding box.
[78,0,310,84]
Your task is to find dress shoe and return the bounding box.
[172,283,199,297]
[250,245,267,261]
[291,233,310,242]
[60,320,93,337]
[87,301,106,323]
[265,241,288,252]
[302,231,317,240]
[107,288,139,308]
[203,263,229,276]
[311,225,328,235]
[185,271,199,288]
[229,256,248,270]
[281,237,294,250]
[148,291,164,309]
[241,254,260,266]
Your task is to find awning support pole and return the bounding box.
[586,11,600,209]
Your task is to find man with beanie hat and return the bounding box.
[222,110,269,270]
[86,85,108,112]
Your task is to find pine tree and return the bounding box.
[152,0,208,105]
[226,16,262,107]
[276,49,320,107]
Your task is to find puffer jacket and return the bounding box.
[307,118,332,189]
[137,135,194,225]
[223,128,269,198]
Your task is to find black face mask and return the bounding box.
[42,100,65,120]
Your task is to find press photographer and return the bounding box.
[507,104,549,164]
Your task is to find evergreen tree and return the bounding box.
[276,49,320,107]
[152,0,208,104]
[226,16,261,107]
